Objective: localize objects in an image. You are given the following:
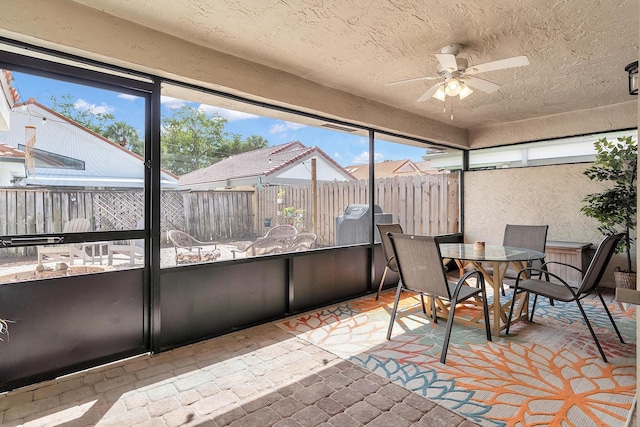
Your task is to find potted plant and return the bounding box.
[276,187,285,204]
[581,135,637,288]
[263,218,272,227]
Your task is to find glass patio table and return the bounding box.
[439,243,546,336]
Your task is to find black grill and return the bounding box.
[335,204,392,245]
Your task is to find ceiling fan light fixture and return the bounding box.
[445,78,461,96]
[432,85,446,101]
[459,83,473,100]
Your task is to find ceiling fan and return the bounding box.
[387,44,529,103]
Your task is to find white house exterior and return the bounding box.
[0,99,178,188]
[0,142,26,186]
[179,141,354,190]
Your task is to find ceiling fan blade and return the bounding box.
[417,83,442,102]
[464,56,530,75]
[385,75,439,86]
[464,76,502,93]
[435,53,458,72]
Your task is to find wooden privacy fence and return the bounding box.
[0,188,255,257]
[257,172,460,246]
[0,172,459,256]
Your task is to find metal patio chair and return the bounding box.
[287,232,316,252]
[262,224,297,238]
[484,224,549,295]
[387,232,491,364]
[375,223,404,300]
[167,230,219,264]
[506,233,626,362]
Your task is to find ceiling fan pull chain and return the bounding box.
[450,97,454,120]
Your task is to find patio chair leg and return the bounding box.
[386,282,404,340]
[420,294,426,314]
[440,297,457,364]
[596,290,625,343]
[505,283,521,335]
[376,266,389,300]
[529,294,538,322]
[479,277,492,341]
[431,295,437,323]
[574,298,608,362]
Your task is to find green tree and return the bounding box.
[161,106,228,175]
[50,94,144,155]
[161,106,268,175]
[103,121,144,154]
[50,95,268,174]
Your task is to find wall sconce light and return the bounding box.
[625,61,638,95]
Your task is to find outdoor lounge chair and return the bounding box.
[232,237,287,258]
[506,233,625,363]
[37,218,92,266]
[288,232,316,251]
[232,230,315,258]
[107,240,144,266]
[386,232,491,364]
[262,224,297,238]
[232,225,300,258]
[167,230,220,264]
[107,218,144,266]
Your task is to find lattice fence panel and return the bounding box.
[93,190,143,230]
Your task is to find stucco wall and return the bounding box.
[464,163,633,287]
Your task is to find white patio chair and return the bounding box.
[37,218,92,266]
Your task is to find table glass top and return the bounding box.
[439,243,546,262]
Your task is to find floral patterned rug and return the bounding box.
[277,288,637,427]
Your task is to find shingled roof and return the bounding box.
[179,141,353,187]
[345,159,422,180]
[0,142,25,159]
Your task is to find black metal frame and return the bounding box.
[0,39,465,391]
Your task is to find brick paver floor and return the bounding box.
[0,322,481,427]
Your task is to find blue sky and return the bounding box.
[11,71,430,166]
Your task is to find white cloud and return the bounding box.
[351,151,384,165]
[160,96,186,109]
[334,152,341,158]
[74,99,115,115]
[198,104,259,121]
[117,93,138,101]
[269,121,306,134]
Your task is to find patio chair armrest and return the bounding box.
[386,254,395,267]
[453,269,485,301]
[191,240,218,249]
[459,268,484,285]
[540,260,582,274]
[514,268,579,297]
[515,264,577,282]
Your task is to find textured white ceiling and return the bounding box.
[72,0,638,130]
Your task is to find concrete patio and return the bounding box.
[0,318,480,427]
